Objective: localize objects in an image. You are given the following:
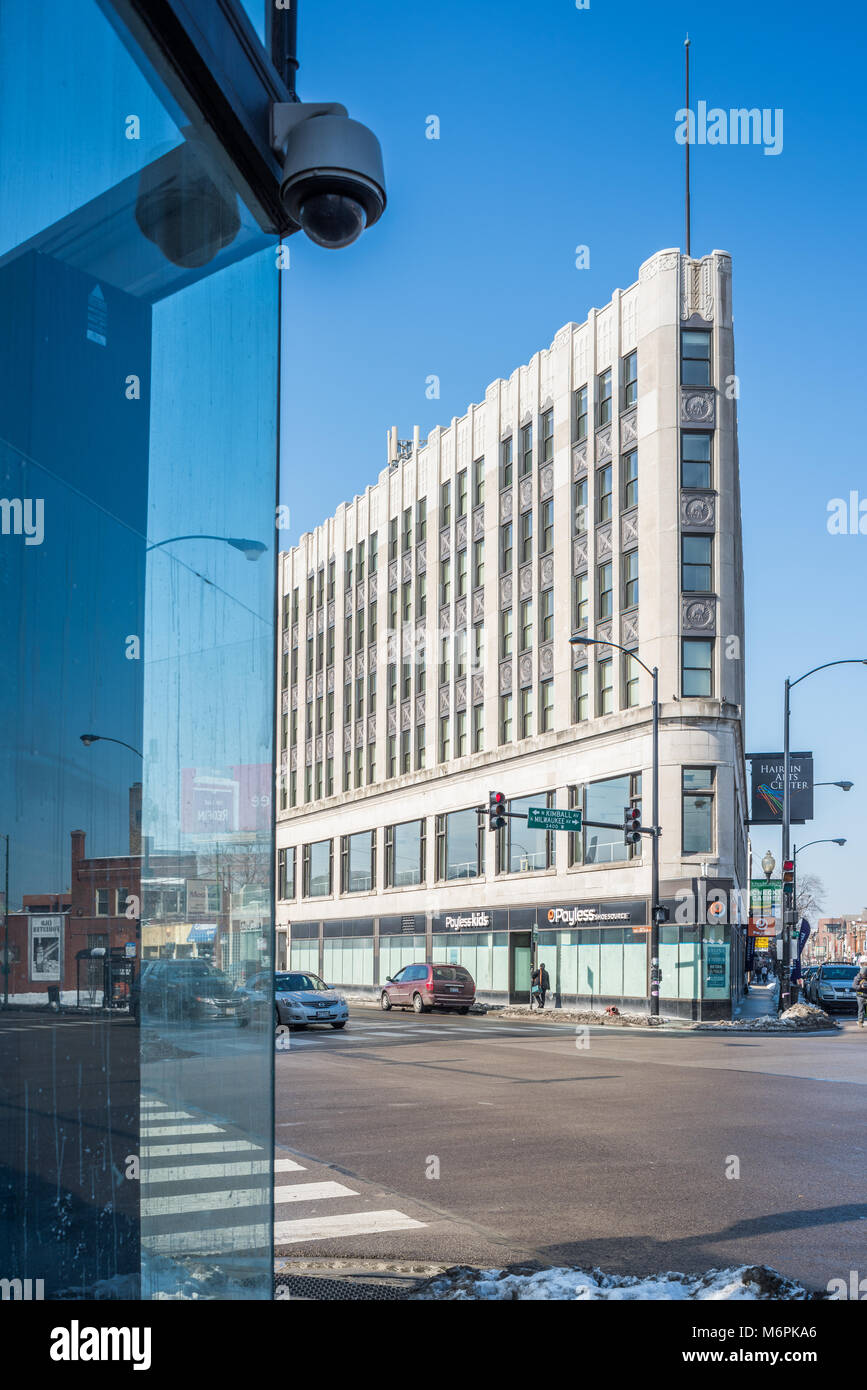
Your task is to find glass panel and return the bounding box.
[443,810,480,880]
[0,1,277,1300]
[392,821,423,886]
[585,776,632,865]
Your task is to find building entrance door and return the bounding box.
[510,933,532,1004]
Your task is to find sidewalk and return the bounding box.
[733,981,779,1022]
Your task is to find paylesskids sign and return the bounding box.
[443,911,491,931]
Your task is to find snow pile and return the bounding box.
[411,1262,823,1301]
[697,1002,839,1032]
[497,1005,678,1028]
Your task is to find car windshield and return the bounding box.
[821,967,857,979]
[275,973,328,993]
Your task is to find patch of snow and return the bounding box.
[412,1263,822,1301]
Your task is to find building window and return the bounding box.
[499,692,513,744]
[540,587,554,642]
[584,773,642,864]
[440,559,451,606]
[473,539,485,589]
[307,573,315,607]
[500,793,554,874]
[596,368,612,426]
[278,847,295,900]
[342,830,375,893]
[473,703,484,752]
[472,622,484,671]
[344,551,352,591]
[540,498,554,554]
[572,665,589,722]
[367,671,376,713]
[386,819,426,887]
[327,559,335,602]
[520,597,533,651]
[683,767,715,854]
[520,686,533,738]
[574,384,589,440]
[304,839,333,898]
[598,656,614,714]
[622,550,639,609]
[682,535,713,591]
[573,477,588,535]
[416,572,427,619]
[682,638,714,697]
[416,497,427,543]
[435,808,484,880]
[455,709,467,757]
[519,509,533,564]
[369,600,378,642]
[387,663,397,706]
[539,678,554,732]
[457,469,468,519]
[402,582,411,623]
[597,562,613,620]
[500,607,513,658]
[388,517,398,562]
[500,522,513,572]
[473,457,485,508]
[439,633,451,685]
[621,350,637,410]
[455,628,467,679]
[401,659,412,701]
[415,723,425,770]
[401,729,411,773]
[540,408,554,463]
[387,735,397,778]
[402,507,412,552]
[624,651,640,708]
[369,532,378,571]
[622,449,638,510]
[681,329,712,386]
[439,715,450,762]
[343,753,351,793]
[520,422,533,476]
[326,757,334,797]
[95,888,109,916]
[500,436,513,488]
[681,433,712,489]
[440,479,451,527]
[597,464,613,522]
[456,548,468,598]
[367,744,376,783]
[354,746,363,787]
[327,626,335,666]
[356,541,365,583]
[388,588,398,630]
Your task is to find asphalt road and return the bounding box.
[273,1003,867,1290]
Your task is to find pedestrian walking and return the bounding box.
[531,962,550,1010]
[854,956,867,1029]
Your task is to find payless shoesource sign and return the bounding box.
[545,901,647,930]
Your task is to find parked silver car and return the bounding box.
[238,970,349,1033]
[809,963,859,1015]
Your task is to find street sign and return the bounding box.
[124,942,136,959]
[750,878,782,891]
[527,807,583,832]
[755,937,770,949]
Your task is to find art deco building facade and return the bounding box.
[276,248,749,1018]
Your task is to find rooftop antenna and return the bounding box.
[684,34,692,257]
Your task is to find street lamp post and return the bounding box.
[80,734,143,759]
[781,659,867,1011]
[570,635,662,1015]
[146,534,267,559]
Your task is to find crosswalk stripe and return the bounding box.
[142,1188,270,1217]
[274,1209,425,1243]
[145,1226,269,1255]
[275,1158,306,1172]
[142,1159,271,1184]
[140,1140,265,1157]
[273,1181,357,1204]
[140,1123,223,1138]
[140,1111,211,1124]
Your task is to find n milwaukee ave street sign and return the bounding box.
[748,751,814,825]
[527,806,583,833]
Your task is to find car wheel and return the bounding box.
[331,1021,346,1030]
[380,991,392,1011]
[412,993,428,1014]
[458,1007,469,1015]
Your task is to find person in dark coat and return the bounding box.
[854,957,867,1029]
[531,962,551,1010]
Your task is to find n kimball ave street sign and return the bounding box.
[527,807,583,832]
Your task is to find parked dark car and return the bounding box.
[380,962,475,1014]
[809,963,859,1014]
[132,958,241,1023]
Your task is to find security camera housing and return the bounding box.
[271,102,386,247]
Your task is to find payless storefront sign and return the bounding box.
[546,901,647,929]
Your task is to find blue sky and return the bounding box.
[279,0,867,914]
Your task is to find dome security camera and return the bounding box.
[270,102,386,249]
[135,138,241,269]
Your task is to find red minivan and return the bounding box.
[381,962,475,1014]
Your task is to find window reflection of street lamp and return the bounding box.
[80,734,143,758]
[146,534,266,559]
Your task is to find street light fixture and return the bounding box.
[80,734,143,759]
[814,780,854,792]
[781,659,867,1010]
[146,534,266,559]
[570,634,662,1015]
[761,850,776,881]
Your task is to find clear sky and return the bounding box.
[279,0,867,917]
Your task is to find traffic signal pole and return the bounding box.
[650,665,661,1017]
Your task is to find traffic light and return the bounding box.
[782,860,795,900]
[624,805,641,846]
[489,790,507,832]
